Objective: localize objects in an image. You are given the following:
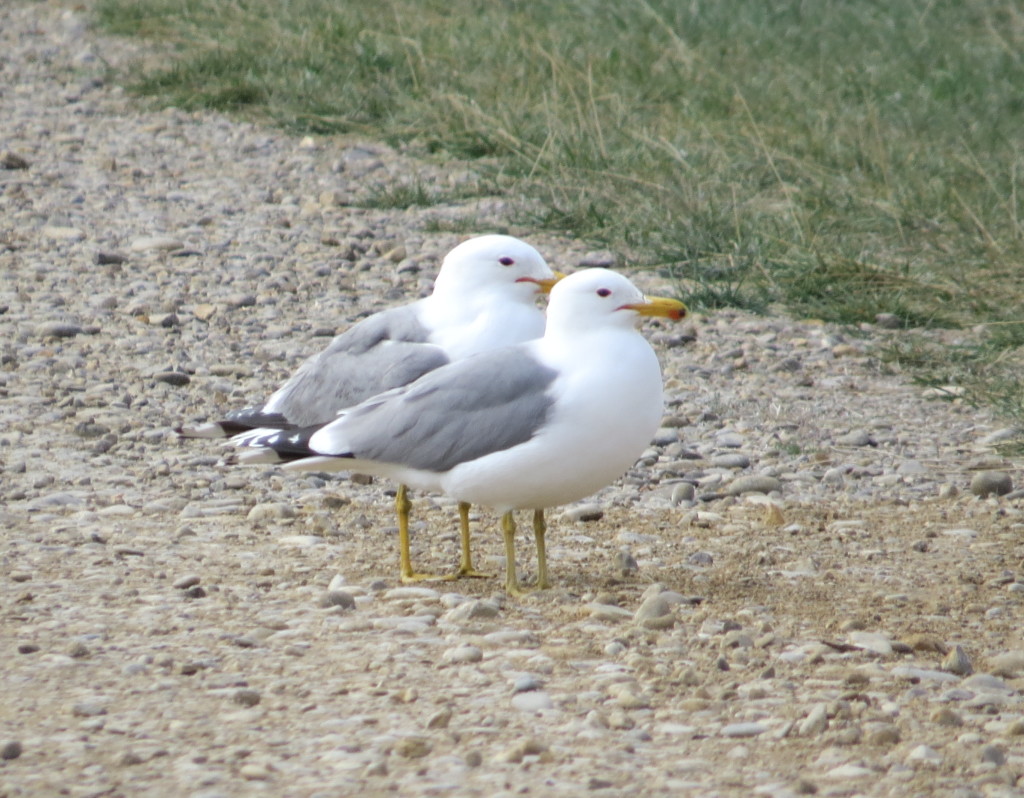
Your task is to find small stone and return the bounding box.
[799,704,829,736]
[511,691,553,712]
[173,574,201,590]
[513,675,543,693]
[37,321,83,339]
[849,631,893,656]
[875,313,901,329]
[153,371,190,386]
[232,689,261,707]
[987,650,1024,677]
[726,475,782,496]
[836,430,875,447]
[1005,718,1024,736]
[578,250,617,268]
[443,644,483,664]
[688,551,714,566]
[183,585,206,599]
[495,738,547,763]
[711,453,750,469]
[866,723,901,745]
[72,702,107,717]
[193,303,217,321]
[1,741,22,760]
[247,502,296,523]
[671,482,696,503]
[67,641,90,659]
[130,235,184,252]
[383,587,440,601]
[906,744,942,766]
[970,471,1013,497]
[616,549,639,576]
[903,633,948,654]
[95,250,128,265]
[444,599,500,622]
[941,645,973,676]
[320,590,355,609]
[980,745,1005,766]
[1,151,30,169]
[589,604,633,622]
[832,726,862,746]
[634,594,674,629]
[613,691,650,710]
[393,736,431,759]
[426,708,452,729]
[41,225,85,241]
[225,293,258,309]
[563,503,604,522]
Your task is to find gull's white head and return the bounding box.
[431,235,559,301]
[545,268,687,333]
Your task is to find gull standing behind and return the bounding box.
[238,269,686,594]
[177,234,560,581]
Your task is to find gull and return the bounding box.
[177,234,560,581]
[237,269,686,594]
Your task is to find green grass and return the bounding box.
[94,0,1024,423]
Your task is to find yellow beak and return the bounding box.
[624,295,687,320]
[519,272,567,294]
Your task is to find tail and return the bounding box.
[175,406,293,439]
[233,425,323,463]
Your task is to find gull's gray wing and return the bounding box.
[315,347,558,474]
[242,304,448,428]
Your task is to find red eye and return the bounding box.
[597,288,611,297]
[499,257,514,266]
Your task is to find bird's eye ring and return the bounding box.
[597,288,612,297]
[499,257,515,266]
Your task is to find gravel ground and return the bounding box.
[3,3,1024,797]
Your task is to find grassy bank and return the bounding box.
[93,0,1024,426]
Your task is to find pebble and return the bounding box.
[246,502,296,523]
[970,471,1013,497]
[720,723,766,738]
[1,741,22,760]
[987,651,1024,677]
[320,590,356,609]
[634,594,674,629]
[443,644,483,664]
[798,704,828,736]
[906,744,942,766]
[562,503,604,522]
[710,453,750,469]
[511,691,554,712]
[942,645,974,676]
[393,736,432,759]
[726,475,782,496]
[232,689,261,707]
[130,235,184,252]
[835,430,874,447]
[848,631,893,656]
[671,482,696,503]
[36,321,84,339]
[444,598,500,621]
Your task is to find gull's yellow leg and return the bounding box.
[533,508,551,590]
[501,511,525,596]
[455,502,492,579]
[397,484,449,583]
